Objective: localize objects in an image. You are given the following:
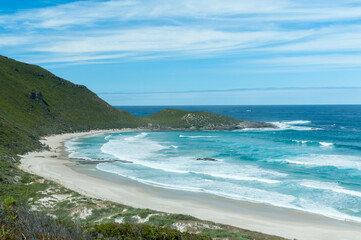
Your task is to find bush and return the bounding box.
[0,200,87,239]
[88,222,210,240]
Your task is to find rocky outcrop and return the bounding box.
[196,158,218,161]
[28,90,43,100]
[142,109,277,131]
[237,121,275,129]
[28,90,50,109]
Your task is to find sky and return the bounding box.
[1,0,361,105]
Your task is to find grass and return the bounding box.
[148,214,198,227]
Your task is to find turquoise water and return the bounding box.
[66,105,361,222]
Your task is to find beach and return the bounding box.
[20,130,361,240]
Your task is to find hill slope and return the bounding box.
[0,55,143,153]
[142,109,273,130]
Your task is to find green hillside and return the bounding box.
[143,109,274,130]
[143,109,242,130]
[0,55,142,154]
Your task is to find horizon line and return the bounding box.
[99,86,361,95]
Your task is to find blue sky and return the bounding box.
[1,0,361,105]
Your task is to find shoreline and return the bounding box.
[20,129,361,240]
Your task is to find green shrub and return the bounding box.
[201,228,252,240]
[88,222,210,240]
[3,197,15,207]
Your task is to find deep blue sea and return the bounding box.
[66,105,361,222]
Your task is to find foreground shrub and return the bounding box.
[88,222,210,240]
[0,200,209,240]
[0,199,86,239]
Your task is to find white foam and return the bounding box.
[96,162,294,208]
[102,133,286,183]
[179,135,218,138]
[72,131,361,224]
[194,172,280,184]
[204,187,296,208]
[319,142,334,147]
[138,162,190,174]
[101,133,192,174]
[278,154,361,171]
[292,140,334,147]
[97,161,361,223]
[292,140,311,144]
[96,163,202,192]
[270,121,320,131]
[238,120,319,131]
[101,132,165,161]
[299,181,361,198]
[104,135,112,140]
[64,138,84,159]
[124,132,148,141]
[295,198,361,223]
[237,127,275,131]
[283,120,311,125]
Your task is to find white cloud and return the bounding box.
[0,36,28,47]
[32,27,309,54]
[0,0,292,29]
[1,0,361,67]
[2,0,361,30]
[28,52,134,63]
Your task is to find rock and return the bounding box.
[28,90,43,100]
[196,158,217,161]
[28,90,50,109]
[237,121,276,129]
[14,176,22,183]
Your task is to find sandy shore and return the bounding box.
[20,130,361,240]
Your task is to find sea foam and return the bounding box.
[299,181,361,198]
[279,154,361,171]
[179,135,218,138]
[292,140,334,147]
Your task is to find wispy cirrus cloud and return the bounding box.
[3,0,361,29]
[1,0,361,69]
[32,27,309,54]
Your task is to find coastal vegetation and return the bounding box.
[142,109,274,130]
[0,55,283,239]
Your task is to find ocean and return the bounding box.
[65,105,361,222]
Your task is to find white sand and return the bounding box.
[20,130,361,240]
